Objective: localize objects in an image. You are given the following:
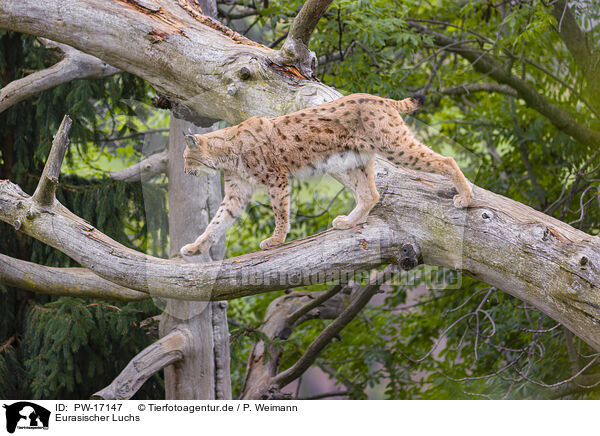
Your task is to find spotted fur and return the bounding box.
[181,93,472,256]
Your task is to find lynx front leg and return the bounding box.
[180,176,253,256]
[331,158,380,229]
[260,174,290,250]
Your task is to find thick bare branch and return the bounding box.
[109,151,168,182]
[280,0,334,72]
[1,156,599,346]
[550,0,600,112]
[0,253,148,301]
[0,38,120,114]
[31,115,72,207]
[0,0,341,125]
[91,330,188,400]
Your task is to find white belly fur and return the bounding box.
[291,151,373,178]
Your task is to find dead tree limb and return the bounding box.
[91,330,188,400]
[279,0,334,74]
[241,287,350,399]
[0,38,120,114]
[0,0,341,125]
[0,253,148,301]
[1,122,599,349]
[109,151,169,182]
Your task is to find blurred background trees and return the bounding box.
[1,0,598,399]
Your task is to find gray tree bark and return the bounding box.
[156,0,231,400]
[158,115,231,399]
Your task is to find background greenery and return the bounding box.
[1,0,598,399]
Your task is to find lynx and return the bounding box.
[181,93,472,256]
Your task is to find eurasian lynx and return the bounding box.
[181,93,471,256]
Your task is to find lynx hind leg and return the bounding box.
[423,152,472,208]
[260,173,291,250]
[331,158,380,229]
[180,175,253,256]
[388,140,472,208]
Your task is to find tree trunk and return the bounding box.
[158,114,231,399]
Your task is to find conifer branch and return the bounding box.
[91,330,188,400]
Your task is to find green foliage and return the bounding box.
[23,298,161,399]
[3,0,599,400]
[225,0,600,399]
[0,32,166,399]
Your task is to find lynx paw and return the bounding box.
[332,215,354,230]
[180,239,212,257]
[453,193,471,209]
[259,236,284,250]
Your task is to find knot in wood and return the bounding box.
[238,67,251,80]
[395,243,421,271]
[481,210,494,222]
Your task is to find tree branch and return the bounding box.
[408,21,600,148]
[0,38,120,114]
[550,0,600,113]
[440,82,518,98]
[0,0,341,125]
[109,151,168,182]
[273,267,393,388]
[31,115,72,207]
[0,253,149,301]
[91,330,188,399]
[1,123,599,350]
[279,0,334,73]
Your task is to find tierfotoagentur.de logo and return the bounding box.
[3,402,50,434]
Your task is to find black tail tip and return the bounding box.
[411,94,426,108]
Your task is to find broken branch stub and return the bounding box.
[31,115,72,207]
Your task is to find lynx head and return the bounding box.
[183,134,216,176]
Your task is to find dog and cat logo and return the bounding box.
[2,402,50,433]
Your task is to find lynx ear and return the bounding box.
[184,134,200,150]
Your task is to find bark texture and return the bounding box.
[91,330,187,400]
[2,158,598,348]
[0,38,120,114]
[158,115,229,399]
[0,0,340,125]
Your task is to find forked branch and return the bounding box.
[1,120,599,351]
